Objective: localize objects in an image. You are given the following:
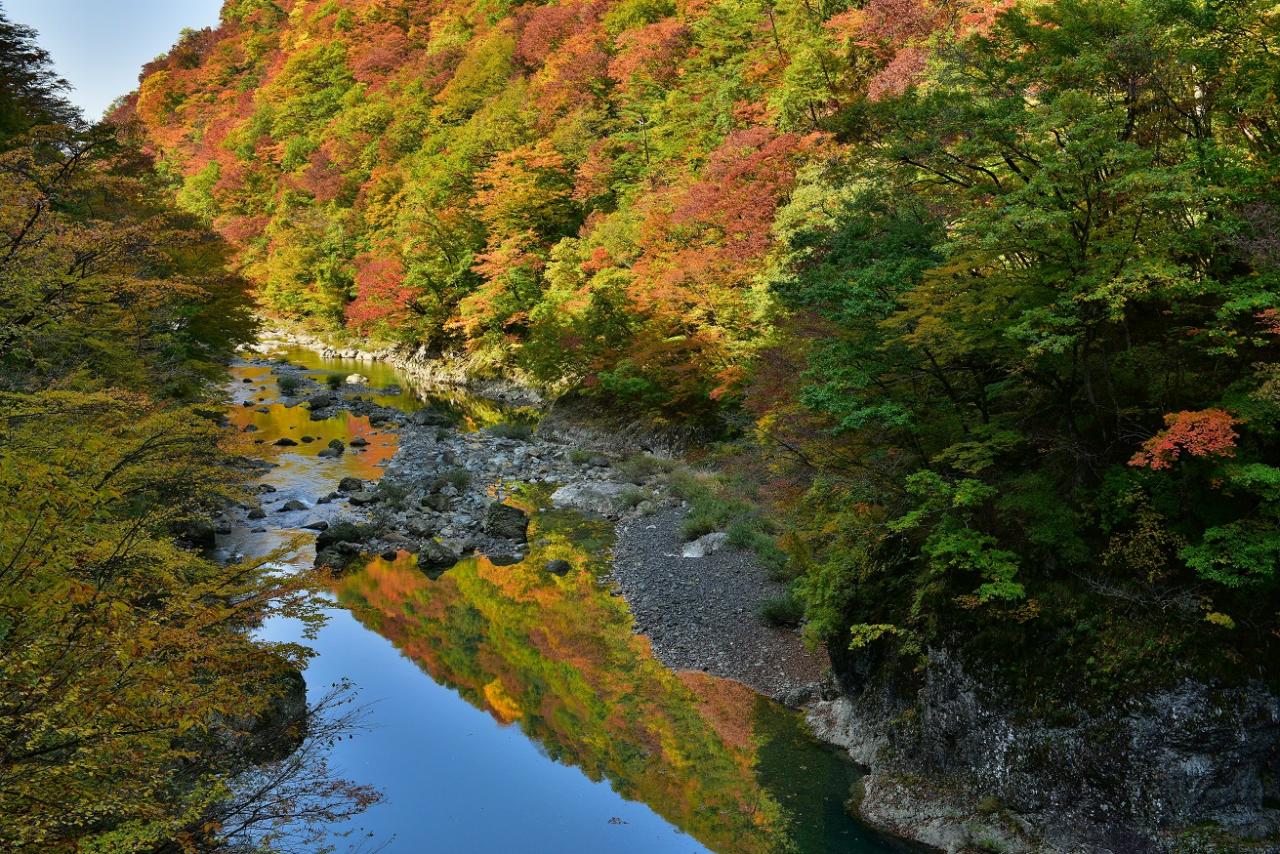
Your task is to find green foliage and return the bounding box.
[277,374,302,395]
[760,589,804,628]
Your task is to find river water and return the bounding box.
[219,346,901,853]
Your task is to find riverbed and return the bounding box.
[217,344,903,853]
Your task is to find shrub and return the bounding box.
[619,487,650,510]
[760,589,804,627]
[616,453,677,483]
[325,373,344,390]
[277,374,302,395]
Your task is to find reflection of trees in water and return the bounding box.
[333,518,802,854]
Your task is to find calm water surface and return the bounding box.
[222,349,899,853]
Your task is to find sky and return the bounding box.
[6,0,225,120]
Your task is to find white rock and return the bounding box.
[550,481,632,517]
[345,373,369,384]
[681,531,728,559]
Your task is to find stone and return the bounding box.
[279,499,308,512]
[307,392,336,409]
[242,424,258,432]
[545,559,572,576]
[273,437,298,447]
[422,493,451,512]
[417,540,459,571]
[346,373,368,384]
[347,490,379,506]
[303,520,329,531]
[247,508,267,520]
[483,502,530,541]
[380,550,398,561]
[487,553,523,566]
[300,435,315,443]
[327,438,345,452]
[316,520,371,550]
[349,436,369,448]
[550,481,633,518]
[681,531,728,559]
[337,476,365,493]
[316,448,340,459]
[173,518,216,550]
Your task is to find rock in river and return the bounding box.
[545,559,572,576]
[483,502,529,541]
[347,490,379,506]
[418,540,459,571]
[273,437,298,447]
[337,476,365,493]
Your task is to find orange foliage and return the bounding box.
[1129,409,1240,471]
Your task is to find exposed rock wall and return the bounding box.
[808,649,1280,853]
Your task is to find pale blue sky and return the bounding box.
[5,0,224,120]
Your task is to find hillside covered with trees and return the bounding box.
[129,0,1280,708]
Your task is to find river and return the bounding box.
[217,344,903,853]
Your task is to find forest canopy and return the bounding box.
[127,0,1280,699]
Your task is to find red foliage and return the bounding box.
[297,148,346,202]
[514,1,602,69]
[867,47,929,101]
[1257,308,1280,335]
[345,253,415,330]
[607,19,692,89]
[350,23,410,85]
[1129,409,1240,471]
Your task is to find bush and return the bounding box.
[616,453,677,483]
[619,487,650,510]
[325,373,344,390]
[760,589,804,628]
[488,420,534,441]
[374,479,410,510]
[277,374,302,395]
[569,448,593,465]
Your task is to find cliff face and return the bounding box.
[810,651,1280,853]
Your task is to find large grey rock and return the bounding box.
[681,531,728,558]
[418,540,459,571]
[808,649,1280,854]
[550,481,633,518]
[337,476,365,493]
[483,502,529,541]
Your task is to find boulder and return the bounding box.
[307,392,336,409]
[545,559,572,576]
[346,373,368,385]
[173,518,216,550]
[279,499,308,512]
[550,481,633,518]
[418,540,459,572]
[327,438,345,452]
[487,553,524,566]
[247,508,267,520]
[303,520,329,531]
[273,437,298,447]
[316,448,340,459]
[316,520,371,551]
[349,436,369,448]
[483,502,530,541]
[681,531,728,559]
[337,476,365,493]
[422,493,451,512]
[347,490,379,506]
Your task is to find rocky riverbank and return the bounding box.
[227,343,1280,854]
